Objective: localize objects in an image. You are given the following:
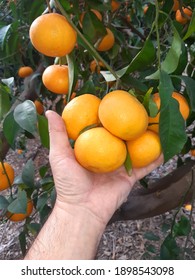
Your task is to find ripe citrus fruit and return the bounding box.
[6,200,33,222]
[17,149,23,155]
[172,0,179,11]
[0,162,15,191]
[97,28,115,52]
[74,127,127,173]
[90,60,105,73]
[126,130,161,168]
[18,66,33,78]
[148,92,190,133]
[190,149,195,157]
[29,13,77,57]
[34,100,44,114]
[111,0,121,12]
[143,5,149,14]
[98,90,148,141]
[184,204,192,211]
[62,94,101,140]
[80,9,102,27]
[126,15,131,22]
[175,7,192,24]
[42,64,69,94]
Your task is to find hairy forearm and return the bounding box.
[25,201,105,260]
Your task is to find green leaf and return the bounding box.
[19,231,26,257]
[0,24,11,50]
[58,0,71,12]
[142,87,158,116]
[29,0,45,23]
[3,110,21,148]
[77,80,96,95]
[173,42,188,75]
[159,71,187,162]
[179,76,195,111]
[0,195,9,210]
[173,216,191,237]
[39,165,49,178]
[126,39,156,74]
[50,188,56,207]
[183,11,195,40]
[27,223,41,235]
[121,75,148,93]
[146,244,157,254]
[160,234,181,260]
[66,52,78,102]
[36,192,48,212]
[7,190,27,214]
[146,27,182,79]
[22,159,35,188]
[0,83,11,121]
[124,149,132,176]
[5,21,19,56]
[2,77,14,89]
[37,114,49,149]
[100,39,155,82]
[82,10,106,44]
[144,231,160,241]
[13,100,37,136]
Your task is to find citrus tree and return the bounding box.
[0,0,195,259]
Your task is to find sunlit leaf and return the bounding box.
[14,100,37,136]
[0,24,11,50]
[7,190,27,214]
[146,27,182,79]
[183,10,195,40]
[0,83,11,121]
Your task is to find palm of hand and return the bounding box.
[47,111,163,225]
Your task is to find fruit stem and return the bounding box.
[54,0,120,81]
[155,0,161,71]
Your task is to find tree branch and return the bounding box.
[109,159,195,223]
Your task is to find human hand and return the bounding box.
[46,110,163,227]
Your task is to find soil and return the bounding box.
[0,138,195,260]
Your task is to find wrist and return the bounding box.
[51,199,106,259]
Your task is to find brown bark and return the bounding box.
[109,159,195,223]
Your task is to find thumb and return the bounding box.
[45,110,73,157]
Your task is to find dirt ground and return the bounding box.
[0,138,195,260]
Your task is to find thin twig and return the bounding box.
[46,0,52,13]
[54,0,120,81]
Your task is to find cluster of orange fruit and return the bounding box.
[0,162,33,222]
[28,3,120,95]
[61,89,190,173]
[144,0,192,25]
[61,91,160,173]
[173,0,193,25]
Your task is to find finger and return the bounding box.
[132,153,164,181]
[45,110,73,157]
